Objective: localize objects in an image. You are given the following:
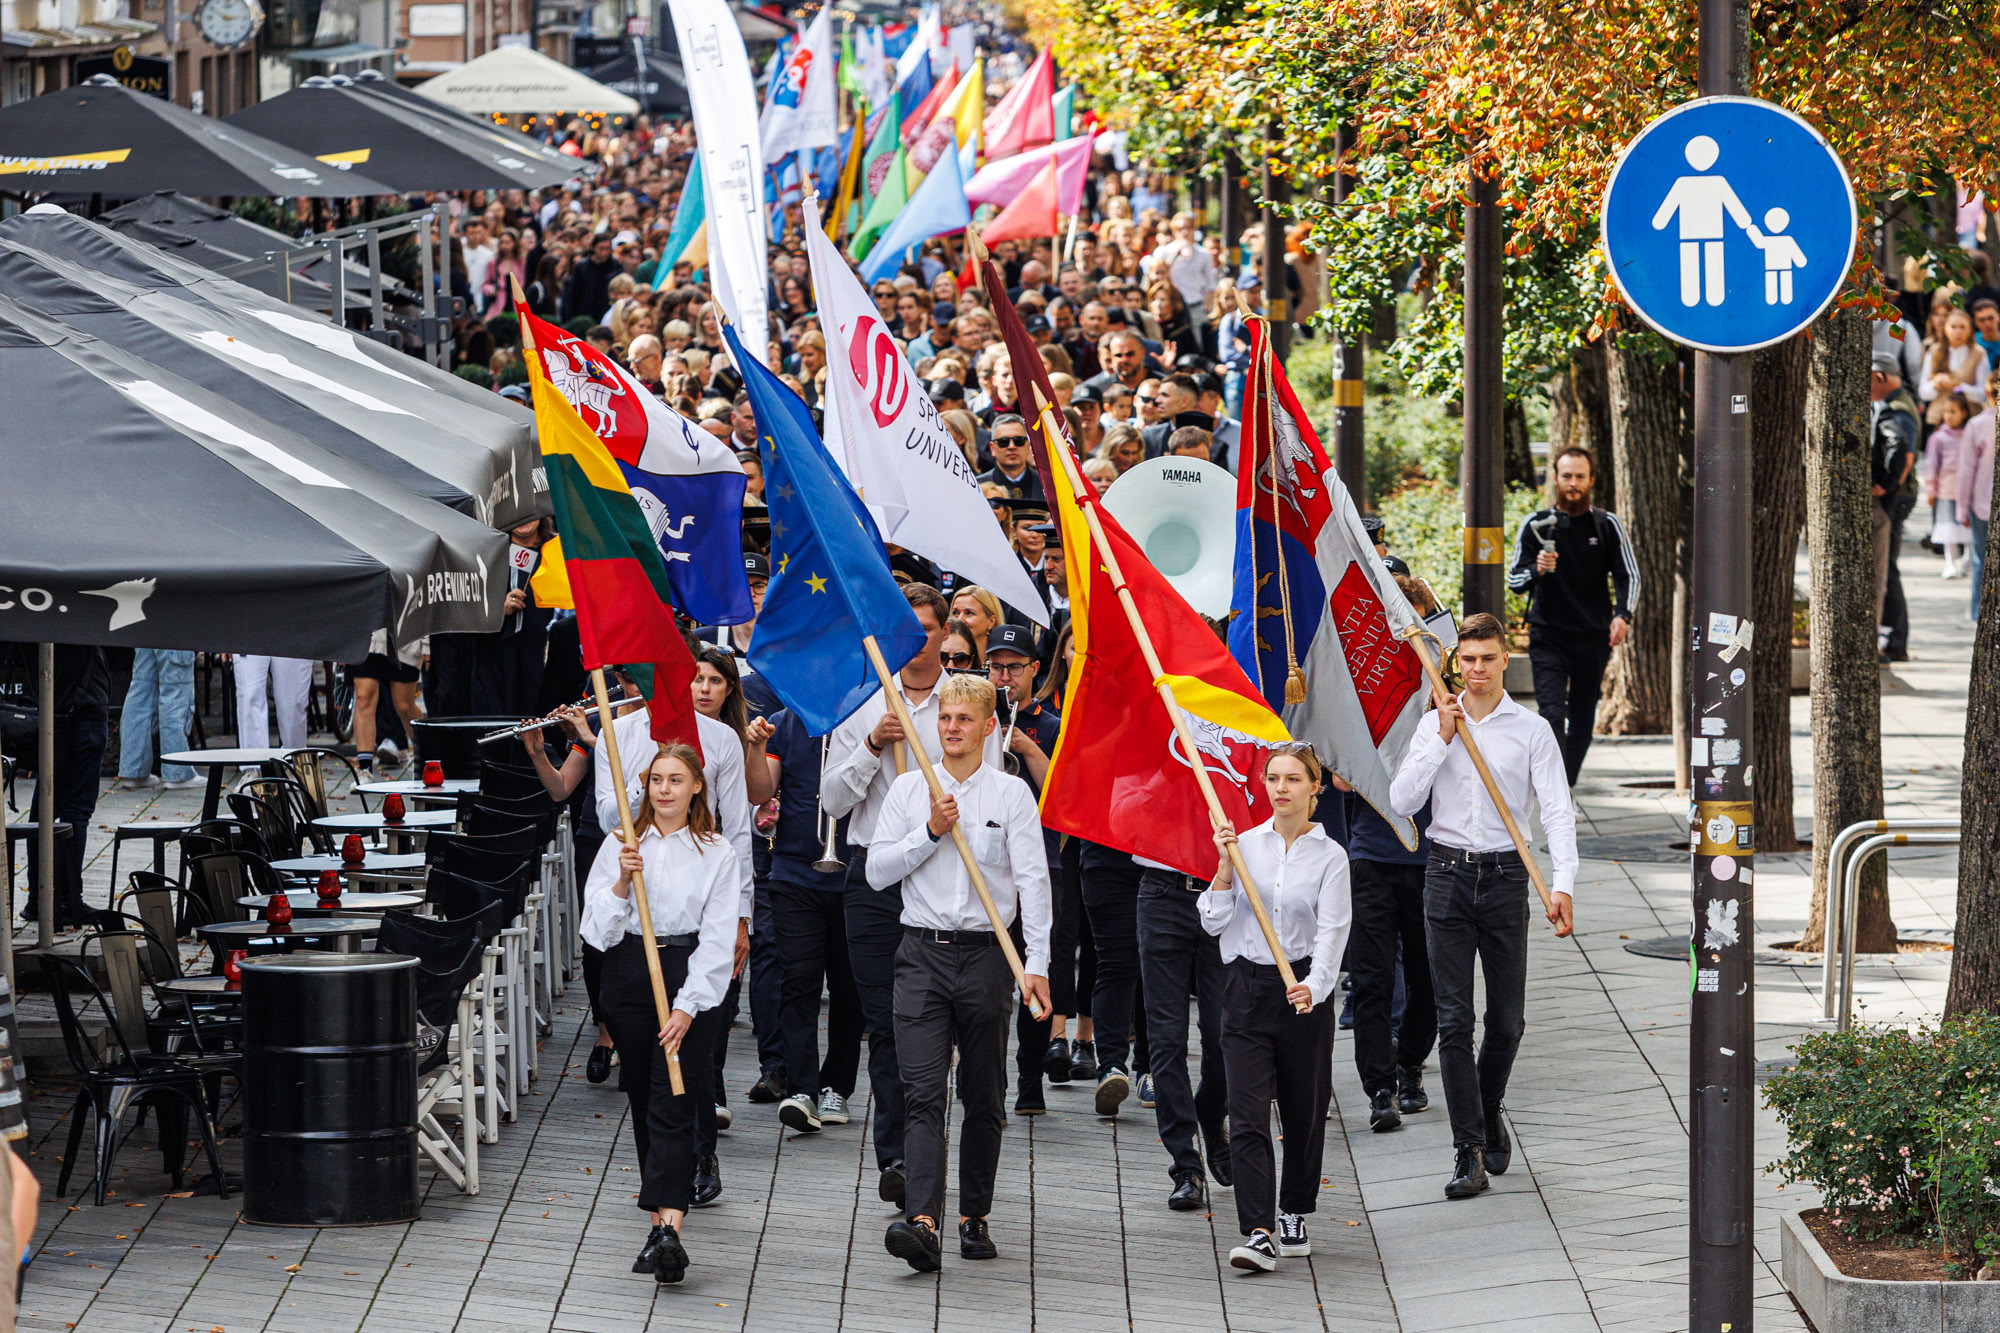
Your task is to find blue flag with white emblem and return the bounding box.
[724,325,926,735]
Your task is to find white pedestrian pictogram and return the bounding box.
[1749,207,1807,305]
[1649,134,1766,308]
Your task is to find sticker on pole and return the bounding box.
[1601,96,1856,354]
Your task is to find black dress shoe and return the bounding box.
[959,1216,998,1260]
[632,1224,667,1274]
[651,1224,688,1284]
[1167,1169,1206,1211]
[1445,1145,1489,1200]
[1483,1105,1512,1176]
[878,1162,907,1207]
[586,1044,614,1085]
[1014,1080,1046,1116]
[1200,1120,1232,1188]
[748,1069,787,1103]
[1397,1065,1428,1115]
[692,1152,722,1207]
[1069,1038,1097,1082]
[1044,1037,1072,1084]
[1368,1087,1402,1133]
[885,1218,942,1272]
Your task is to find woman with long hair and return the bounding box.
[488,227,527,314]
[939,619,984,675]
[1149,282,1201,362]
[950,587,1004,653]
[1096,424,1146,475]
[691,647,775,805]
[580,743,742,1284]
[527,252,565,319]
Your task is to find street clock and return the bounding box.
[195,0,265,48]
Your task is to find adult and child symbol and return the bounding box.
[1650,133,1809,308]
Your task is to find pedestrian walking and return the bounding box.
[115,648,199,789]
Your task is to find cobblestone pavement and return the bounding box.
[8,533,1974,1331]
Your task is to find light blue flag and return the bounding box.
[652,156,704,290]
[723,325,926,735]
[858,142,969,284]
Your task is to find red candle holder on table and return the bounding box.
[316,869,342,909]
[263,891,293,929]
[340,833,366,865]
[223,949,247,991]
[421,760,445,788]
[382,793,407,824]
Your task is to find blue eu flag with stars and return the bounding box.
[724,325,927,735]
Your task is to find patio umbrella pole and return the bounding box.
[36,642,52,951]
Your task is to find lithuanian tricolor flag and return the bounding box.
[519,305,700,747]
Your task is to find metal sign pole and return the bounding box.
[1689,0,1755,1327]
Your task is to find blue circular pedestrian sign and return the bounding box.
[1602,96,1856,354]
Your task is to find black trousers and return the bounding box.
[22,713,107,924]
[1048,841,1095,1018]
[575,832,605,1026]
[1884,509,1911,655]
[894,932,1014,1225]
[1081,860,1145,1074]
[845,851,906,1169]
[747,884,785,1074]
[1423,850,1531,1149]
[597,935,724,1213]
[1137,871,1227,1179]
[1528,630,1611,786]
[770,876,863,1098]
[1221,957,1333,1236]
[697,972,739,1155]
[1348,860,1437,1097]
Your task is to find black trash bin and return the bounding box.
[240,953,420,1226]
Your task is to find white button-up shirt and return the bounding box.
[864,764,1053,977]
[578,825,741,1016]
[822,677,1003,845]
[1196,819,1352,1007]
[1388,690,1579,899]
[594,707,753,918]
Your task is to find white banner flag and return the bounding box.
[760,5,838,161]
[667,0,768,364]
[804,196,1048,625]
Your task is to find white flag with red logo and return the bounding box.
[803,196,1046,625]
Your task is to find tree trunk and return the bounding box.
[1596,331,1680,735]
[1751,335,1810,853]
[1949,514,2000,1011]
[1503,396,1536,491]
[1802,310,1895,953]
[1570,339,1615,506]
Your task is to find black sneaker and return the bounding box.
[1228,1230,1278,1272]
[632,1223,667,1274]
[586,1044,614,1085]
[692,1153,722,1207]
[958,1216,998,1260]
[878,1161,907,1208]
[1397,1065,1429,1115]
[1014,1080,1046,1116]
[1094,1066,1130,1117]
[1200,1119,1233,1188]
[1445,1145,1489,1200]
[1167,1168,1205,1212]
[885,1218,942,1272]
[1276,1212,1310,1257]
[1368,1087,1401,1133]
[748,1069,787,1103]
[651,1224,688,1284]
[1484,1104,1512,1176]
[1044,1037,1072,1084]
[1069,1038,1097,1082]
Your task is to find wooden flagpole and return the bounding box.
[1029,383,1307,1011]
[860,635,1046,1019]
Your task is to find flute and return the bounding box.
[476,694,647,745]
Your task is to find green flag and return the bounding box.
[852,145,910,261]
[857,91,902,218]
[1053,84,1075,141]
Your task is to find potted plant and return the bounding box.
[1763,1017,2000,1330]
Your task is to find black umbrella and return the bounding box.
[585,45,692,117]
[0,295,506,659]
[340,70,595,180]
[0,76,400,200]
[225,77,577,192]
[99,192,404,313]
[0,206,546,530]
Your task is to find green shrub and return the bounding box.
[485,313,521,347]
[496,362,529,388]
[454,365,494,389]
[563,316,596,337]
[1376,480,1538,627]
[1764,1017,2000,1269]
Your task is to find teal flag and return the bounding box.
[652,157,705,291]
[1053,84,1075,141]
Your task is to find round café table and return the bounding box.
[311,809,455,854]
[159,748,296,821]
[354,778,476,811]
[156,975,243,1003]
[269,852,428,878]
[195,918,380,954]
[237,892,425,916]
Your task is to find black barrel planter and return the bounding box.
[240,953,420,1226]
[408,716,519,781]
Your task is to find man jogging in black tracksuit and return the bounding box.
[1506,447,1638,787]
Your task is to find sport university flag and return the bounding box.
[519,308,752,626]
[1038,400,1292,879]
[1227,318,1428,847]
[519,315,702,752]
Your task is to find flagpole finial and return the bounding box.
[1234,286,1259,321]
[967,226,990,263]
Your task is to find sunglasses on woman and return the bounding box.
[939,651,977,669]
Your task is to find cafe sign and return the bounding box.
[75,47,171,100]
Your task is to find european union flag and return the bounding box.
[724,325,927,735]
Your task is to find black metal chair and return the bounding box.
[116,869,213,949]
[424,826,541,868]
[286,746,365,818]
[476,761,548,804]
[184,849,284,927]
[42,954,231,1205]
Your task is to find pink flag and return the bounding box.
[983,48,1054,160]
[965,134,1092,212]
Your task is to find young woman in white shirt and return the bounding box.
[580,743,742,1286]
[1201,742,1353,1274]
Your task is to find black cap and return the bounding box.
[1360,516,1385,538]
[986,624,1038,659]
[743,552,771,579]
[740,502,771,531]
[928,376,966,404]
[932,300,957,326]
[1070,382,1102,406]
[1027,521,1061,549]
[1170,410,1216,432]
[1175,353,1215,373]
[1023,314,1052,335]
[1382,553,1411,576]
[1191,371,1224,398]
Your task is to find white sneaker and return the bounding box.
[115,775,160,790]
[159,776,205,790]
[1229,1231,1278,1272]
[818,1088,850,1125]
[376,740,405,764]
[1276,1213,1311,1257]
[778,1092,822,1133]
[713,1102,731,1131]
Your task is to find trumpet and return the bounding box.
[476,694,647,745]
[998,689,1023,778]
[812,734,845,873]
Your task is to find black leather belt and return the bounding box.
[1430,845,1522,868]
[635,932,698,948]
[906,926,999,948]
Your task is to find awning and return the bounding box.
[285,42,399,63]
[411,43,640,115]
[2,18,154,50]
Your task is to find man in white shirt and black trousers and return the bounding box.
[1389,613,1578,1201]
[866,672,1052,1273]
